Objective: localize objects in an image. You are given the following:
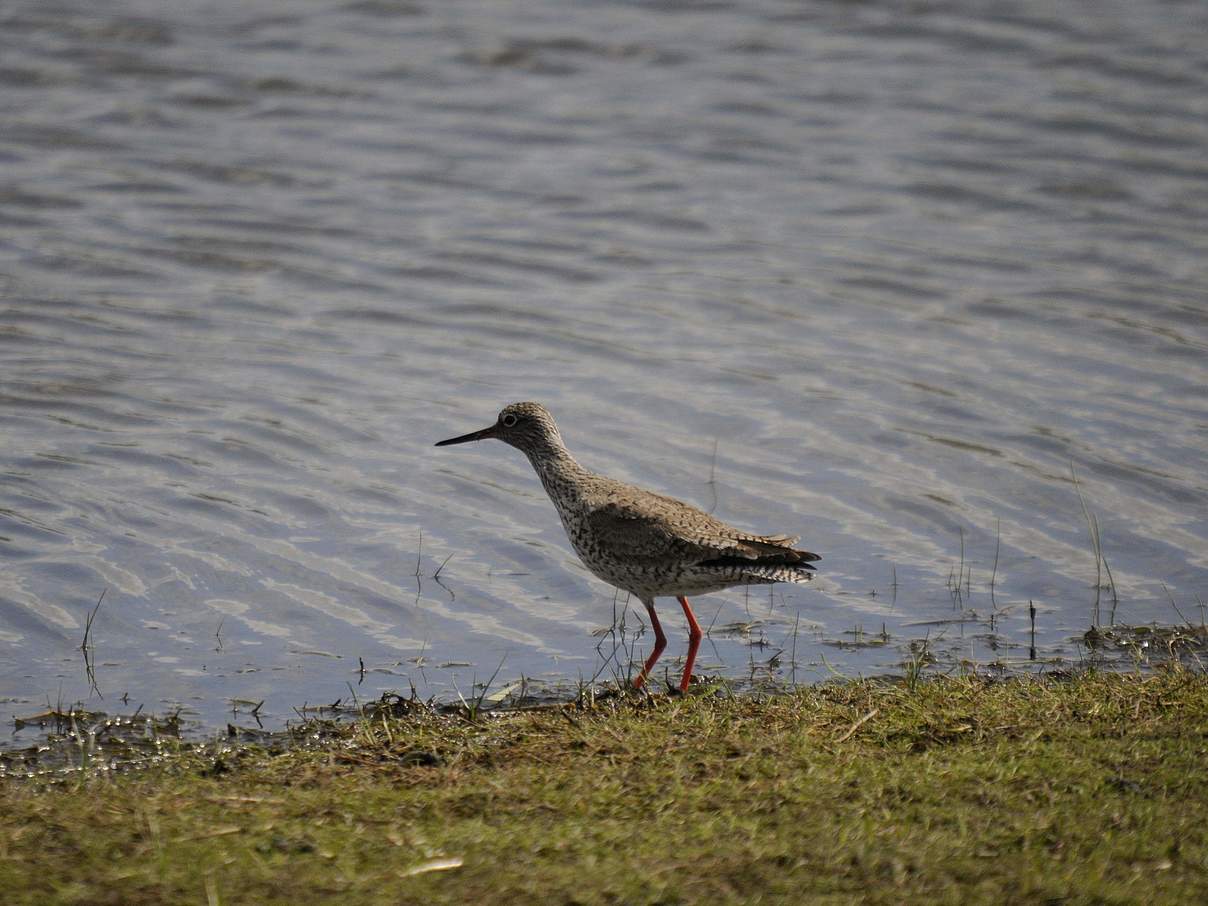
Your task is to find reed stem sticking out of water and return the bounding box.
[989,517,1001,607]
[1071,463,1118,625]
[80,589,106,699]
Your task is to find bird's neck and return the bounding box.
[523,440,592,504]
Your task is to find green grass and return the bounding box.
[3,669,1208,904]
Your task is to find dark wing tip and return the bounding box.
[698,553,819,571]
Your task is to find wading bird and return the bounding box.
[436,402,820,691]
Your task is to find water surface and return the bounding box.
[2,0,1206,739]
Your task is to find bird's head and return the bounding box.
[435,401,562,456]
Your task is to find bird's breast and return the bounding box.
[551,506,627,583]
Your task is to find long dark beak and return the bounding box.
[434,423,498,447]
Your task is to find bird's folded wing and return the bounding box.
[584,499,788,562]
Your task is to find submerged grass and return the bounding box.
[3,669,1208,904]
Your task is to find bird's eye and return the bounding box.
[502,413,518,427]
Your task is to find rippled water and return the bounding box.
[2,0,1206,738]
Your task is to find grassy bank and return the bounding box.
[3,669,1207,904]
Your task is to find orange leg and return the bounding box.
[633,600,667,689]
[677,596,703,692]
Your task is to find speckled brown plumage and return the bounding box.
[436,401,821,690]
